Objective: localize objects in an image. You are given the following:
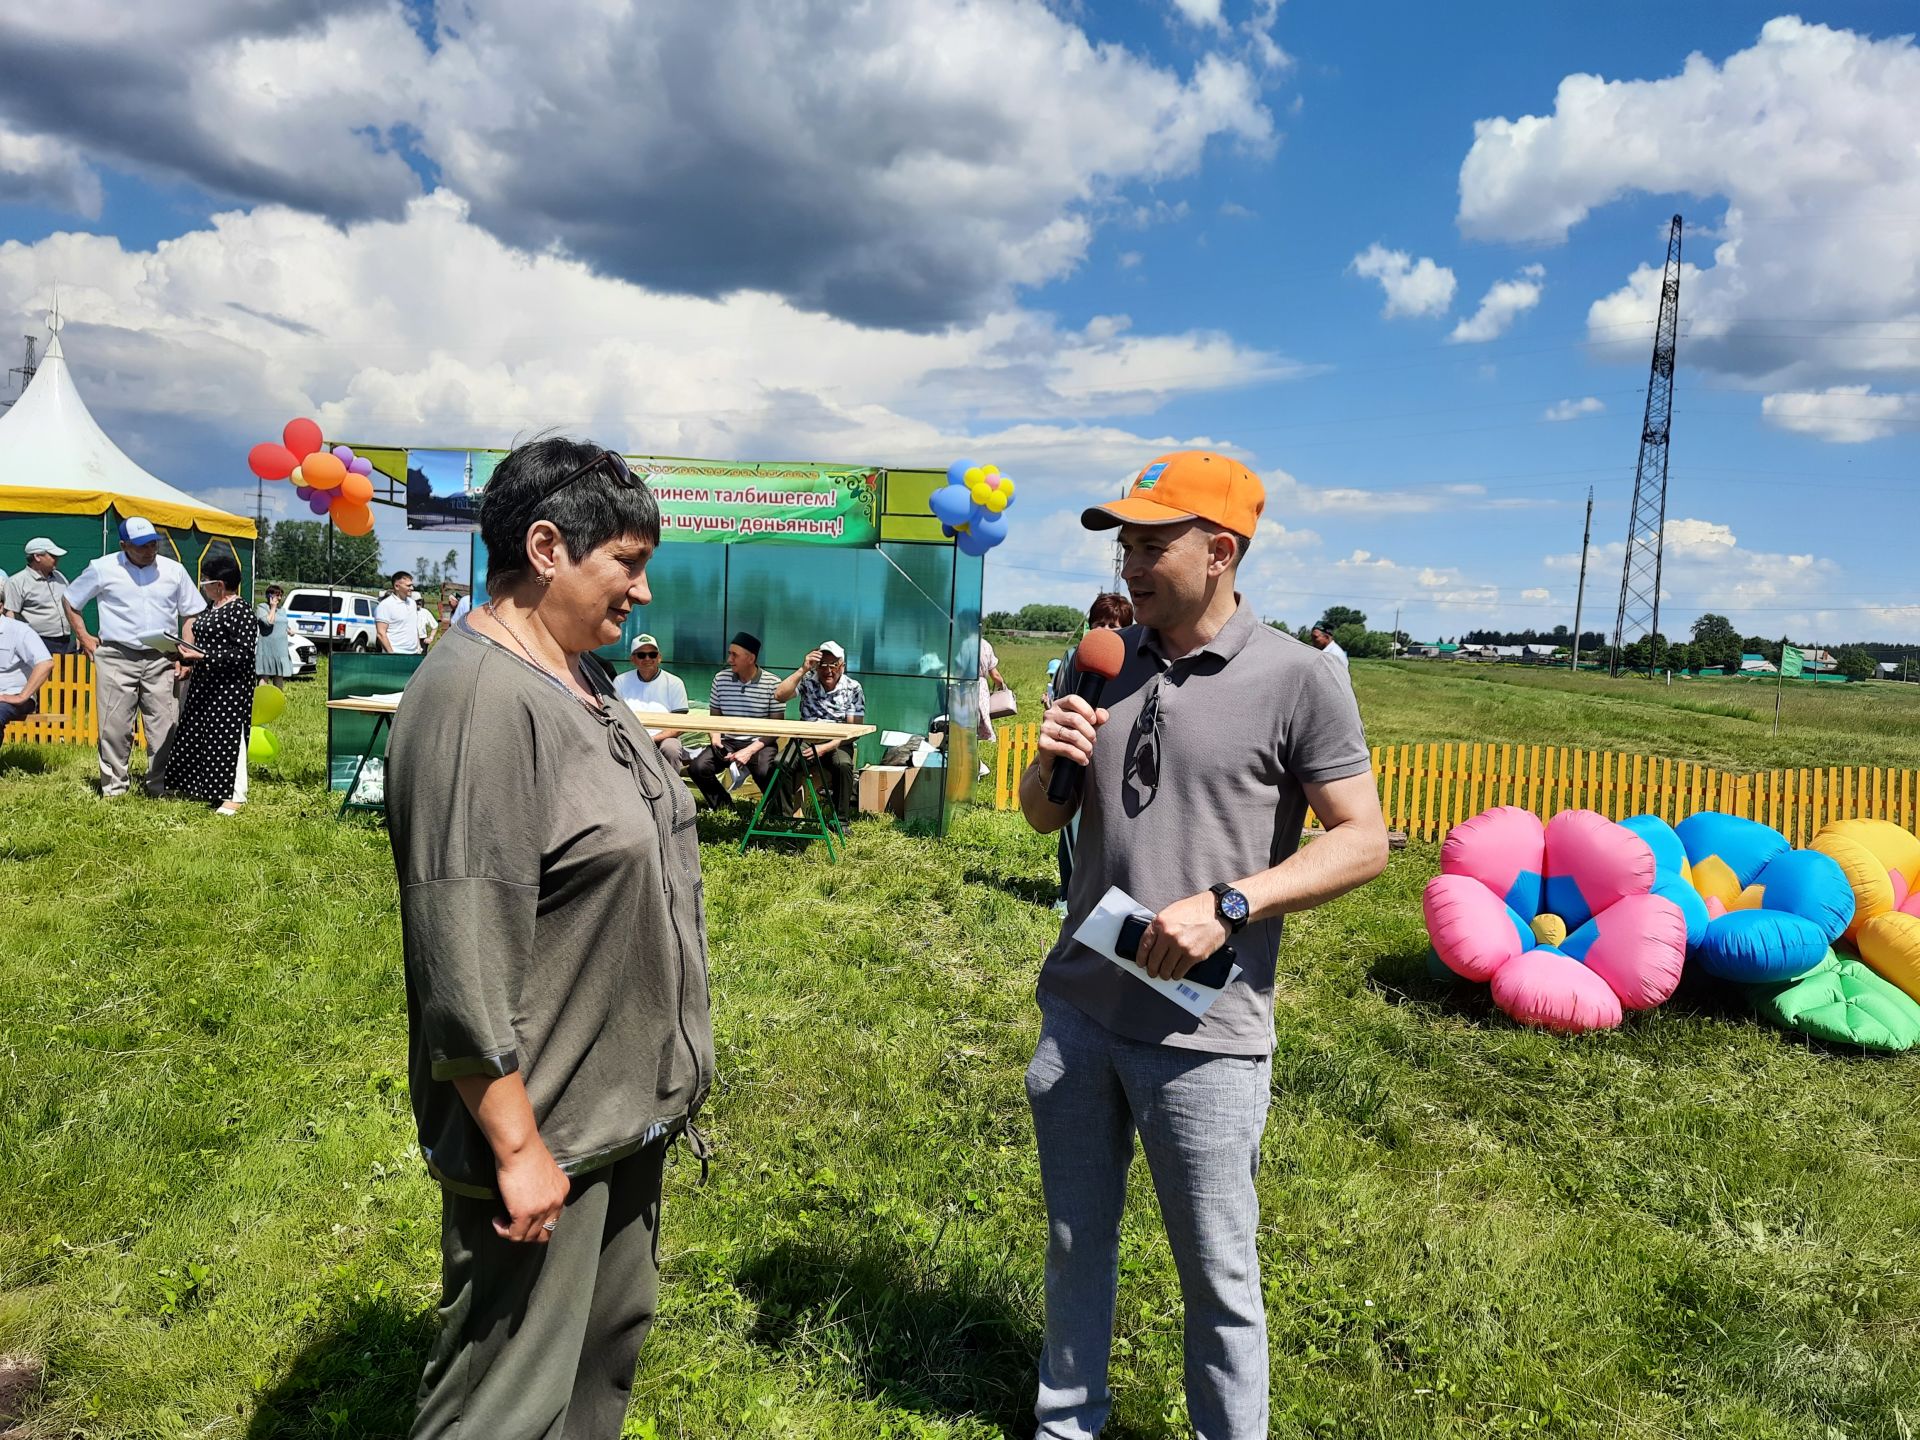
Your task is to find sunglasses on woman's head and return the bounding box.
[541,449,641,502]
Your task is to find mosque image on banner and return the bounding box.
[405,449,494,531]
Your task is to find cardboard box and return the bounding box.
[858,764,919,816]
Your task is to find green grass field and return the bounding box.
[4,657,1920,1439]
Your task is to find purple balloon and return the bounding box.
[332,445,355,463]
[294,484,312,500]
[308,493,333,515]
[348,456,374,476]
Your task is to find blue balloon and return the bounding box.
[946,458,978,488]
[928,483,975,527]
[972,510,1009,545]
[955,528,994,557]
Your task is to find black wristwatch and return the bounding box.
[1210,883,1250,934]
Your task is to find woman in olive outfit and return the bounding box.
[386,437,713,1440]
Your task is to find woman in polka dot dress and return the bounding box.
[168,553,256,813]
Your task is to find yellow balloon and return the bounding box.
[999,477,1015,497]
[289,465,304,486]
[963,466,985,486]
[968,482,990,503]
[954,522,971,534]
[982,464,999,477]
[984,491,1008,513]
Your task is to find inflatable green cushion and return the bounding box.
[1747,949,1920,1052]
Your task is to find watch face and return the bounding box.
[1219,888,1250,923]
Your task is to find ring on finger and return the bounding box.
[542,1220,557,1232]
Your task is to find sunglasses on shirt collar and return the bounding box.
[540,449,642,503]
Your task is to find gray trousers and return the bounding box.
[94,643,179,797]
[1026,989,1272,1440]
[412,1141,666,1440]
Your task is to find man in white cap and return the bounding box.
[614,632,691,772]
[62,518,207,797]
[4,537,76,654]
[775,640,865,819]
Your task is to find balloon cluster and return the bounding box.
[248,684,285,766]
[928,458,1017,558]
[247,418,378,536]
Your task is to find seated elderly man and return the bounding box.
[0,612,54,726]
[615,631,691,772]
[688,631,783,809]
[773,640,865,820]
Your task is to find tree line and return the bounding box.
[256,520,465,595]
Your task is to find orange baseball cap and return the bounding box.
[1080,451,1264,538]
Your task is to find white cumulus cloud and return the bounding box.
[1349,244,1457,319]
[0,122,101,216]
[1450,265,1544,343]
[0,0,1278,329]
[1761,385,1918,443]
[1543,396,1605,421]
[1458,18,1920,401]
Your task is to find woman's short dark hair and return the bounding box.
[1087,592,1134,629]
[203,554,242,590]
[479,436,661,588]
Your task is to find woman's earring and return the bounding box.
[539,571,554,587]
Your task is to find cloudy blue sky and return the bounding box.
[1,2,1916,644]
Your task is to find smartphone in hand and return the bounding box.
[1116,912,1235,989]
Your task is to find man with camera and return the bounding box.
[1018,451,1390,1439]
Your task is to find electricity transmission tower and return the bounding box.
[1,335,36,410]
[1610,215,1683,675]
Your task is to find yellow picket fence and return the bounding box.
[991,726,1920,847]
[0,652,144,749]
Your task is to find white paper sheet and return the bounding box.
[1073,885,1242,1019]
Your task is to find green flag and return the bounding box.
[1781,643,1805,678]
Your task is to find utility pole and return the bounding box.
[1571,485,1593,671]
[1392,603,1401,656]
[1611,215,1683,676]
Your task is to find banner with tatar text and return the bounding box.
[633,463,883,546]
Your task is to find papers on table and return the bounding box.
[1073,885,1243,1019]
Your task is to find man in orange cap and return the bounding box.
[1018,451,1390,1438]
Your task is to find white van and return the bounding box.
[282,588,382,650]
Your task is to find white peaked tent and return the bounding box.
[0,322,253,593]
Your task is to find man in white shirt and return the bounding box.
[376,571,423,654]
[0,614,53,726]
[1310,625,1349,669]
[413,593,440,647]
[614,632,691,772]
[63,517,207,797]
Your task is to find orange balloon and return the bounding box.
[340,471,374,506]
[330,500,375,536]
[302,452,347,489]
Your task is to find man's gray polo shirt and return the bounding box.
[4,566,71,643]
[1040,598,1371,1056]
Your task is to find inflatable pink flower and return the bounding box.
[1424,807,1689,1033]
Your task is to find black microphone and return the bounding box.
[1046,627,1127,805]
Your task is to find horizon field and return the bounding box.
[3,657,1920,1438]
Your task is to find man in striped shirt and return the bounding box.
[688,631,784,808]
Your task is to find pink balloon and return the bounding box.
[348,456,374,476]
